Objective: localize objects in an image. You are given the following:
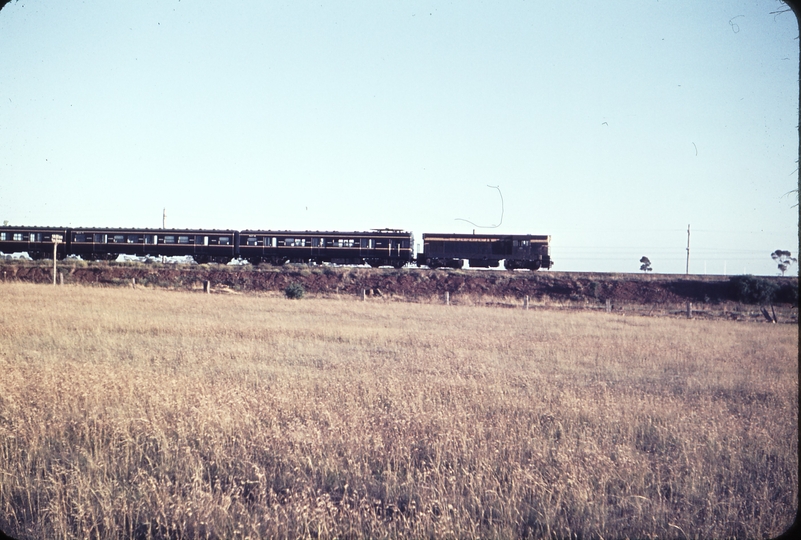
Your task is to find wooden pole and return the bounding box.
[686,302,692,319]
[445,291,450,305]
[685,224,690,275]
[524,295,529,310]
[606,299,611,313]
[362,289,366,301]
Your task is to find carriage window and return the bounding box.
[178,236,190,244]
[73,234,86,242]
[13,233,22,241]
[219,236,230,245]
[360,239,369,248]
[128,235,139,243]
[111,235,123,243]
[0,233,5,241]
[246,237,258,246]
[267,237,277,247]
[164,236,176,244]
[30,233,41,242]
[336,239,355,248]
[146,235,157,244]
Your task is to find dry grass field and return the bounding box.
[0,282,796,539]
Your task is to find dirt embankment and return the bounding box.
[2,261,797,307]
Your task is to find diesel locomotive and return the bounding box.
[0,225,552,270]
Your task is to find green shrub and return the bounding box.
[284,282,305,299]
[729,275,780,304]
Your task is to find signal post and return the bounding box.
[52,233,62,285]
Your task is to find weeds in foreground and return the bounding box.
[0,283,796,539]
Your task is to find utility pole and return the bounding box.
[163,208,166,229]
[685,224,690,275]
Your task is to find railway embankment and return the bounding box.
[2,260,797,314]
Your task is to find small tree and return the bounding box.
[771,250,797,276]
[639,256,652,272]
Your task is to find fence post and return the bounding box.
[686,302,692,319]
[362,289,366,301]
[204,280,211,294]
[606,299,611,313]
[524,295,529,310]
[445,291,450,305]
[59,272,64,286]
[131,277,136,288]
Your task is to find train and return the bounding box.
[0,225,553,270]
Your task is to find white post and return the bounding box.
[51,234,63,285]
[445,291,450,305]
[524,295,529,310]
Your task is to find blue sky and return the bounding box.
[1,0,798,275]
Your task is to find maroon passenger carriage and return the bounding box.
[238,229,414,268]
[0,226,69,259]
[66,228,239,263]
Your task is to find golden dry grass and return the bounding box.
[0,282,796,539]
